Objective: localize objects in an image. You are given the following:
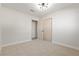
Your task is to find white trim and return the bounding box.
[53,41,79,51]
[2,40,32,48]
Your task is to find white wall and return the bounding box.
[52,7,79,50]
[0,4,2,54]
[0,6,38,47]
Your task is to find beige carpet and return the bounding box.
[1,40,79,56]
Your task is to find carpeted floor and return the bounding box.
[1,40,79,56]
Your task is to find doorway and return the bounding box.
[32,20,38,40]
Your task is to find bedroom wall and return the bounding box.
[0,22,1,54]
[52,6,79,50]
[0,6,38,47]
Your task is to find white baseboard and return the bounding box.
[53,41,79,51]
[2,40,32,47]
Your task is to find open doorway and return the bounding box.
[32,20,38,40]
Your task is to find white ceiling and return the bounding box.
[1,3,79,18]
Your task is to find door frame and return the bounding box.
[32,20,38,39]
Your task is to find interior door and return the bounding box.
[43,18,52,41]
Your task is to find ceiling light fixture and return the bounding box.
[36,3,52,12]
[38,3,48,9]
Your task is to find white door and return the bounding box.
[43,18,52,41]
